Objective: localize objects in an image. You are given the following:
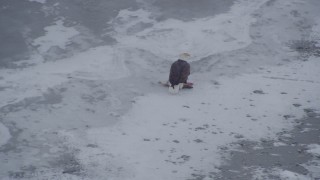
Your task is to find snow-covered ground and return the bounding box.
[0,0,320,179]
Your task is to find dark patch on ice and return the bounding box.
[59,87,68,93]
[85,108,96,113]
[3,140,84,178]
[283,114,295,120]
[183,105,190,108]
[203,124,209,128]
[292,103,301,107]
[58,0,139,35]
[290,10,301,17]
[195,124,209,131]
[166,154,191,165]
[0,0,53,68]
[178,155,190,162]
[0,0,142,68]
[179,118,188,122]
[0,88,63,116]
[194,139,204,143]
[51,152,83,176]
[86,144,98,148]
[0,97,40,114]
[8,171,26,179]
[211,110,320,179]
[253,90,266,94]
[81,90,108,104]
[234,134,244,139]
[288,40,320,60]
[304,108,317,118]
[195,127,206,131]
[188,173,207,180]
[0,86,10,91]
[173,140,180,143]
[8,165,37,179]
[265,0,276,6]
[211,80,221,85]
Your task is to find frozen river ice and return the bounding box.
[0,0,320,179]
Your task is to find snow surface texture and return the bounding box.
[32,20,80,54]
[110,1,266,61]
[252,168,313,180]
[308,144,320,156]
[305,144,320,178]
[28,0,46,4]
[0,123,10,147]
[62,58,320,180]
[0,0,320,179]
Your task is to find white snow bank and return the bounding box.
[303,143,320,178]
[273,142,287,147]
[307,144,320,156]
[0,123,11,147]
[279,170,312,180]
[303,159,320,179]
[110,0,268,61]
[311,19,320,47]
[33,20,79,54]
[28,0,46,3]
[253,168,312,180]
[0,46,130,108]
[63,58,320,180]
